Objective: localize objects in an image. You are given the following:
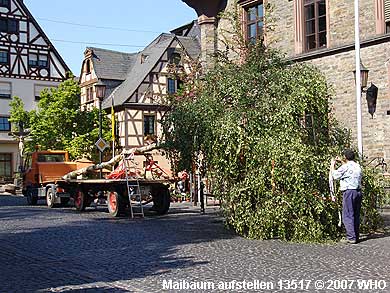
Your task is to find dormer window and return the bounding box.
[170,52,181,65]
[29,53,48,68]
[141,54,149,64]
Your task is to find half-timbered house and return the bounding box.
[79,27,200,175]
[0,0,69,182]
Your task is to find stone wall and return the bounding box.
[306,43,390,160]
[209,0,390,161]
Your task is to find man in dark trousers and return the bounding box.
[331,149,362,244]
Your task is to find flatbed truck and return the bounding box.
[22,150,171,217]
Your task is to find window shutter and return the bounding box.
[0,82,11,98]
[385,0,390,22]
[34,85,53,99]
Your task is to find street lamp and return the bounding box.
[353,60,369,90]
[95,80,106,179]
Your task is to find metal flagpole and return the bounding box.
[111,97,116,165]
[354,0,363,157]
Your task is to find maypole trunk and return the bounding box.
[62,144,159,180]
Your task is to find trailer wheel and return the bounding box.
[26,188,37,206]
[46,188,56,208]
[74,190,86,211]
[151,185,170,215]
[107,191,124,217]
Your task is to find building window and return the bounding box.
[304,0,327,51]
[385,0,390,33]
[169,52,181,65]
[243,1,264,44]
[0,50,8,64]
[0,17,18,33]
[167,78,176,94]
[34,85,53,101]
[0,82,11,99]
[0,153,12,179]
[85,60,91,74]
[167,78,183,94]
[86,87,93,102]
[144,115,155,136]
[0,0,10,8]
[0,116,10,131]
[29,53,48,68]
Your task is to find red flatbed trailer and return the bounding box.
[56,178,172,217]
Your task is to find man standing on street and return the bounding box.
[331,149,363,244]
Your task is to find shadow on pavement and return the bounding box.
[0,196,233,292]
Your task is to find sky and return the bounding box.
[24,0,197,76]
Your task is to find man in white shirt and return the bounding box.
[331,149,362,244]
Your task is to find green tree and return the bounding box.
[162,43,384,242]
[9,78,110,160]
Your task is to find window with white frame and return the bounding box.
[29,53,48,68]
[167,78,183,94]
[0,50,8,64]
[0,116,10,131]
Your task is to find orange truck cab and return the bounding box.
[22,150,80,207]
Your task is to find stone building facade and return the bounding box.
[183,0,390,164]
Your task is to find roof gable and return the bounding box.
[14,0,71,76]
[100,33,201,109]
[103,33,176,108]
[85,47,138,81]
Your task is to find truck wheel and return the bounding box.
[26,188,38,206]
[46,188,56,208]
[151,186,170,215]
[107,191,124,217]
[74,190,86,211]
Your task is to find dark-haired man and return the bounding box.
[331,149,362,244]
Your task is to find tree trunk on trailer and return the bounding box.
[62,144,159,180]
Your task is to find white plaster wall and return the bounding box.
[0,77,60,174]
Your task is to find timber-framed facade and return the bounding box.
[0,0,70,182]
[79,24,200,175]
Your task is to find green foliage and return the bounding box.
[9,96,29,131]
[162,44,384,242]
[9,78,111,160]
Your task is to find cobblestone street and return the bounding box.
[0,195,389,292]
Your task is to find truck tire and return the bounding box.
[107,191,124,217]
[26,188,38,206]
[74,189,87,211]
[151,185,170,215]
[46,188,56,208]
